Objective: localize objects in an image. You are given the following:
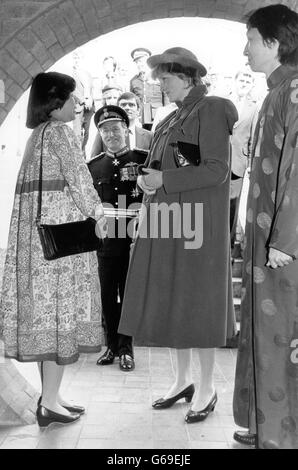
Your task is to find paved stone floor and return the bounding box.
[0,347,249,449]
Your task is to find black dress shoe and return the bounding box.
[119,354,135,371]
[37,397,85,414]
[96,348,116,365]
[233,430,256,446]
[152,384,195,409]
[36,405,81,428]
[185,391,217,423]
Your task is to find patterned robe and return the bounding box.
[233,65,298,449]
[0,121,103,365]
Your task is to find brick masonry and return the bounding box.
[0,0,297,427]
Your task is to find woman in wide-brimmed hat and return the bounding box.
[119,47,238,423]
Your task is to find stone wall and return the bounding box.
[0,0,297,125]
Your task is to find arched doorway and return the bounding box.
[0,0,297,425]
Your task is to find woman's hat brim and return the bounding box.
[147,53,207,77]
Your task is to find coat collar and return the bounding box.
[267,64,298,89]
[180,84,207,107]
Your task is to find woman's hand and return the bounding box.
[266,247,294,269]
[137,175,156,195]
[94,205,108,238]
[95,204,104,220]
[142,168,163,190]
[95,216,108,239]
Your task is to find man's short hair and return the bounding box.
[246,4,298,66]
[103,56,117,71]
[117,92,141,109]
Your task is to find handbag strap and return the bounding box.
[36,122,51,223]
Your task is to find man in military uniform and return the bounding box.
[88,105,147,371]
[130,47,167,128]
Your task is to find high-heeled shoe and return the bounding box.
[36,405,81,428]
[185,391,217,423]
[152,384,195,409]
[233,430,256,446]
[37,396,85,415]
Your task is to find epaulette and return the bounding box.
[133,147,149,155]
[87,152,105,166]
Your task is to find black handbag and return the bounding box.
[36,123,101,260]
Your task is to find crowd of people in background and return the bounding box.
[70,45,266,163]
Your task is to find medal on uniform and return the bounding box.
[112,158,120,166]
[131,188,140,198]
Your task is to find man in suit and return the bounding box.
[90,92,153,159]
[87,106,147,371]
[229,68,259,251]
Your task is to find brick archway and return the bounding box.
[0,0,298,426]
[0,0,297,125]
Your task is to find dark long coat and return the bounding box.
[233,65,298,449]
[118,85,238,348]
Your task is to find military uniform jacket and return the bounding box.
[88,147,147,256]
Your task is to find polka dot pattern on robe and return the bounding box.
[247,208,253,223]
[253,183,260,198]
[281,416,296,433]
[253,266,265,283]
[268,387,285,402]
[274,133,284,150]
[261,299,277,316]
[262,158,274,175]
[257,212,272,230]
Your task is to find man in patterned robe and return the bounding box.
[233,4,298,449]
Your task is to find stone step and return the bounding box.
[232,276,242,298]
[232,258,243,277]
[224,328,240,348]
[234,297,241,322]
[232,241,242,259]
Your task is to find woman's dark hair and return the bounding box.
[246,4,298,66]
[26,72,76,129]
[151,62,202,86]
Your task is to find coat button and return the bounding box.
[115,187,118,190]
[115,202,118,206]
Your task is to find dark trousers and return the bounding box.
[230,176,243,250]
[98,253,133,356]
[230,196,239,249]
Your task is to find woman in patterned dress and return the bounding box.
[0,72,106,427]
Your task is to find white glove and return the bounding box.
[94,205,107,238]
[95,216,108,239]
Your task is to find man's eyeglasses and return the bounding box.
[99,127,123,135]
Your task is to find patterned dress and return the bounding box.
[0,121,103,365]
[233,65,298,449]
